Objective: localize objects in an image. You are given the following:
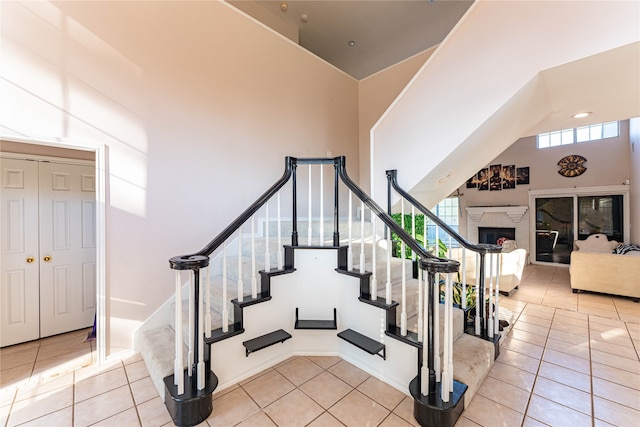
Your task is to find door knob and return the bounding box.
[26,257,35,263]
[43,256,52,262]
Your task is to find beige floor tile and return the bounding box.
[238,367,273,386]
[476,376,530,413]
[0,363,33,389]
[14,372,74,402]
[0,404,10,427]
[512,321,549,337]
[213,383,239,399]
[136,396,173,427]
[130,376,160,405]
[547,328,590,346]
[517,314,552,328]
[511,293,544,304]
[0,348,38,371]
[31,352,93,380]
[74,359,123,382]
[542,348,590,375]
[487,361,536,392]
[590,329,634,348]
[544,337,590,360]
[35,341,92,363]
[526,394,592,426]
[329,389,389,427]
[592,376,640,410]
[542,300,577,311]
[593,418,617,427]
[589,315,626,328]
[532,376,591,415]
[453,416,482,426]
[299,371,352,409]
[497,348,541,374]
[379,412,414,426]
[208,387,260,427]
[306,411,346,427]
[619,312,640,324]
[579,306,620,320]
[73,384,134,426]
[591,362,640,391]
[590,338,638,360]
[591,349,640,374]
[551,315,588,328]
[0,388,15,408]
[91,407,141,426]
[306,356,342,370]
[521,416,550,427]
[392,396,420,427]
[74,366,128,403]
[327,360,370,388]
[501,337,544,359]
[275,356,324,386]
[14,405,72,426]
[264,389,324,427]
[507,328,548,347]
[356,376,405,411]
[0,341,40,357]
[7,386,73,426]
[523,304,556,314]
[549,322,589,337]
[537,361,591,393]
[593,395,640,427]
[461,393,523,427]
[236,410,277,426]
[124,359,150,383]
[554,309,588,320]
[242,369,295,408]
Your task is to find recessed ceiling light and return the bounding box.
[280,2,288,12]
[347,40,356,47]
[572,112,592,119]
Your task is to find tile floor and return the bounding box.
[1,264,639,426]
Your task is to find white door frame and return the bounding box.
[0,136,108,364]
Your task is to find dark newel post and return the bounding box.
[477,253,486,338]
[427,269,436,396]
[291,162,298,246]
[192,268,200,382]
[386,171,393,238]
[333,159,340,246]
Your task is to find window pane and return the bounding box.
[538,134,549,148]
[549,132,561,147]
[576,126,589,142]
[590,124,603,140]
[578,195,623,241]
[603,121,619,138]
[561,129,574,145]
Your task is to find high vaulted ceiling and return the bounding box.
[227,0,474,79]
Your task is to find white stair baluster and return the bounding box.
[400,199,407,336]
[188,271,194,376]
[174,270,184,395]
[251,216,257,299]
[385,227,392,305]
[197,271,205,390]
[277,192,283,269]
[205,266,211,338]
[222,242,229,333]
[264,202,271,272]
[308,166,312,245]
[371,215,377,300]
[421,269,429,396]
[494,254,501,335]
[441,273,451,402]
[319,165,324,246]
[475,253,481,336]
[418,267,423,341]
[461,248,467,310]
[411,206,416,261]
[488,254,494,338]
[347,191,353,270]
[447,273,454,393]
[237,227,244,303]
[359,200,365,272]
[434,272,440,382]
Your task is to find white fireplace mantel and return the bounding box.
[466,206,528,223]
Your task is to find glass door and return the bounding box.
[535,197,574,264]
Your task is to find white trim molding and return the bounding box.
[466,206,528,223]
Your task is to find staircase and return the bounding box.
[137,157,504,426]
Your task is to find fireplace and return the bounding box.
[466,206,530,256]
[479,227,516,244]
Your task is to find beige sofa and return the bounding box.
[449,246,527,296]
[570,235,640,300]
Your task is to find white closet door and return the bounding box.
[1,158,40,347]
[38,162,96,338]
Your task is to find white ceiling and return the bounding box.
[227,0,474,79]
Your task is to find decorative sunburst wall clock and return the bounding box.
[557,155,587,177]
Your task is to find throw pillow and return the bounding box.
[575,233,618,253]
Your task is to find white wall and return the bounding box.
[457,120,632,251]
[371,1,640,211]
[1,0,359,354]
[630,118,640,243]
